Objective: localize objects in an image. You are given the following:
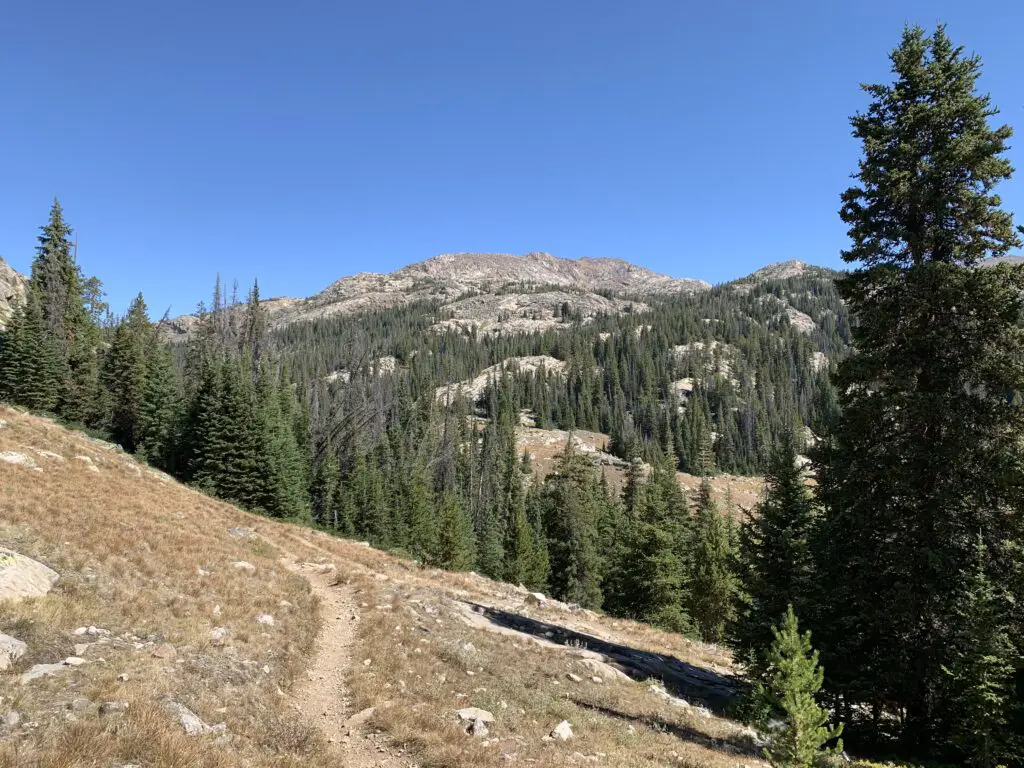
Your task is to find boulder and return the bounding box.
[163,700,226,736]
[99,700,129,716]
[456,707,495,725]
[232,561,256,573]
[0,632,27,670]
[151,643,177,660]
[0,451,36,468]
[550,720,574,741]
[254,614,275,626]
[525,592,548,607]
[20,662,67,684]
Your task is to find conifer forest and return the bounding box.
[4,23,1024,768]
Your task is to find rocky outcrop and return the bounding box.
[0,257,27,330]
[436,356,567,404]
[161,252,710,341]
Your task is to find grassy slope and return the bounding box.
[0,405,860,768]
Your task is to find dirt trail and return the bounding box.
[261,528,414,768]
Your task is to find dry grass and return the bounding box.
[0,406,320,767]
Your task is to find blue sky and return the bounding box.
[2,1,1023,316]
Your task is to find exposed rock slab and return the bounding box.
[0,548,59,602]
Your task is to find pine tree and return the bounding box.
[689,479,739,642]
[941,538,1019,768]
[309,438,341,527]
[102,294,152,451]
[0,291,61,411]
[137,343,181,470]
[540,439,604,608]
[733,436,817,668]
[816,25,1024,753]
[756,606,843,768]
[435,493,476,571]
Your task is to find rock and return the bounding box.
[72,456,100,472]
[232,561,256,573]
[590,676,603,684]
[151,643,177,660]
[63,656,86,667]
[73,643,89,656]
[566,673,582,683]
[0,451,36,468]
[456,707,496,725]
[3,710,21,727]
[99,701,129,716]
[227,527,255,538]
[117,673,130,682]
[254,614,275,626]
[469,718,490,737]
[525,592,548,607]
[31,449,65,462]
[210,627,229,645]
[0,548,59,603]
[73,627,89,636]
[0,632,28,670]
[578,657,631,683]
[212,604,222,617]
[550,720,574,741]
[163,700,224,736]
[67,698,93,711]
[20,662,67,684]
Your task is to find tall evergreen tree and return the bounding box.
[435,493,476,571]
[137,343,181,471]
[689,478,739,642]
[815,25,1024,754]
[0,290,62,412]
[733,436,817,667]
[102,294,152,451]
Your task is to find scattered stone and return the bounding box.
[117,673,130,682]
[254,614,275,626]
[457,707,495,725]
[0,547,59,602]
[151,643,177,660]
[163,700,225,736]
[469,718,490,737]
[232,561,256,573]
[212,604,222,617]
[67,698,93,711]
[0,420,7,429]
[279,600,293,609]
[4,711,21,727]
[590,676,603,684]
[31,449,65,462]
[550,720,574,741]
[63,656,86,667]
[72,456,100,473]
[0,451,36,468]
[73,627,88,636]
[525,592,548,607]
[210,627,229,645]
[73,643,89,656]
[0,632,28,671]
[567,672,582,683]
[20,662,67,684]
[196,567,211,577]
[99,701,129,716]
[227,527,255,538]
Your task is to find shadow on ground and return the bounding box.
[463,601,738,713]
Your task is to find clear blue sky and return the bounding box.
[2,1,1023,316]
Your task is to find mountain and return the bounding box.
[0,256,28,329]
[161,252,711,341]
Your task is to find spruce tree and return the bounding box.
[756,606,843,768]
[0,291,61,411]
[102,293,152,451]
[816,25,1024,753]
[688,479,739,642]
[734,435,816,667]
[435,493,476,571]
[137,343,181,470]
[941,538,1019,768]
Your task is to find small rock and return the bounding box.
[0,452,37,468]
[254,614,275,626]
[73,627,89,636]
[590,676,603,684]
[67,698,92,711]
[232,561,256,573]
[4,710,21,727]
[525,592,548,607]
[210,627,229,645]
[151,643,177,660]
[456,707,496,724]
[63,656,86,667]
[20,662,66,684]
[567,672,582,682]
[164,699,224,736]
[73,643,89,656]
[469,718,490,737]
[117,673,130,682]
[227,527,255,538]
[0,632,28,671]
[550,721,574,741]
[212,604,222,617]
[99,700,129,716]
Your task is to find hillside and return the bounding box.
[0,257,27,330]
[0,406,788,768]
